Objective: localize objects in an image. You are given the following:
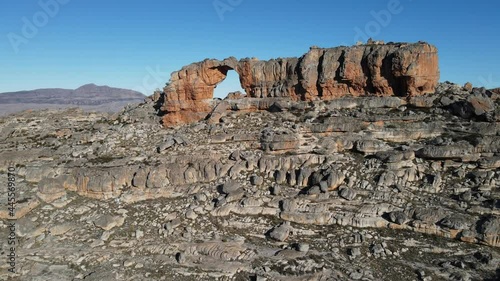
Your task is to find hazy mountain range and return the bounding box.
[0,84,146,116]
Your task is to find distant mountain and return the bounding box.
[0,84,146,116]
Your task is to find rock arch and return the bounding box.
[160,57,243,126]
[159,42,440,127]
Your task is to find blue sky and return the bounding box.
[1,0,499,98]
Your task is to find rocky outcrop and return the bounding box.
[159,42,439,126]
[2,79,500,280]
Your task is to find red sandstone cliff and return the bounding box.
[159,42,439,127]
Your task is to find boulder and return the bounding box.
[388,211,409,225]
[250,175,264,186]
[467,93,495,116]
[478,216,500,247]
[355,140,390,154]
[439,216,472,230]
[221,180,241,194]
[93,214,125,231]
[339,187,357,201]
[268,222,291,241]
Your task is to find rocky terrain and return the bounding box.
[0,84,145,116]
[0,42,499,281]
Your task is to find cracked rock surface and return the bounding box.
[0,82,499,280]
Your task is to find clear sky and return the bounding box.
[1,0,499,98]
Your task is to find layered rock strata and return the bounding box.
[159,42,439,126]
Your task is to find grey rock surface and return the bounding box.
[0,82,499,280]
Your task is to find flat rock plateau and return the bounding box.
[0,42,499,281]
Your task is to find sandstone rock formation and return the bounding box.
[159,42,439,126]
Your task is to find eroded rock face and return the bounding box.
[161,58,239,126]
[160,42,439,126]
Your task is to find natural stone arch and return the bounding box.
[161,58,244,126]
[159,42,440,127]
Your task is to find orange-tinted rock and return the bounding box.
[226,91,245,100]
[464,82,473,92]
[161,42,439,127]
[161,57,239,126]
